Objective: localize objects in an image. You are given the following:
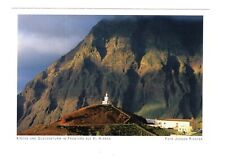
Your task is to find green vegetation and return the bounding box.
[135,102,165,118]
[191,132,202,136]
[59,123,175,136]
[141,125,171,136]
[61,124,158,136]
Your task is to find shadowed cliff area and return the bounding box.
[17,16,203,131]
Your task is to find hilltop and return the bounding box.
[18,104,158,135]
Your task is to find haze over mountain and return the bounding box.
[17,16,203,131]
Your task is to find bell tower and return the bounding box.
[102,92,110,105]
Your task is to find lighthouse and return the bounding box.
[102,92,110,105]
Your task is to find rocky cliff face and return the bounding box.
[17,16,203,131]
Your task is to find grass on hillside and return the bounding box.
[135,102,166,118]
[61,124,165,136]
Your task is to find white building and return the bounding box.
[147,118,194,134]
[102,92,110,105]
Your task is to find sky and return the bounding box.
[17,15,113,93]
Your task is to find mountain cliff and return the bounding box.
[17,16,203,131]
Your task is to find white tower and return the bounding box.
[102,92,110,105]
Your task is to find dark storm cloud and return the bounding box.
[18,15,113,56]
[170,16,203,21]
[18,15,112,38]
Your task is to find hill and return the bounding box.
[58,104,146,126]
[18,104,158,136]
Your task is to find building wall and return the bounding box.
[155,120,192,133]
